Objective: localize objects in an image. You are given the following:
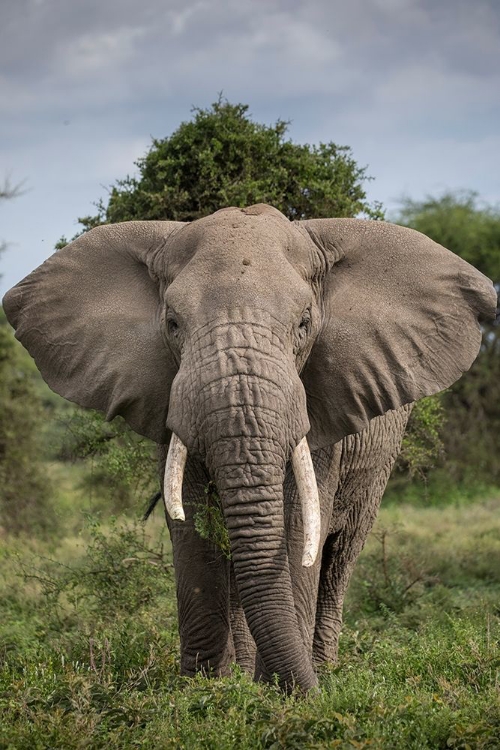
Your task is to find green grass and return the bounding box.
[1,471,499,749]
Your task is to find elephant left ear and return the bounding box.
[2,221,186,443]
[300,219,497,451]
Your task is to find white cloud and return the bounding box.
[59,26,146,78]
[167,2,208,36]
[250,13,340,66]
[1,0,499,295]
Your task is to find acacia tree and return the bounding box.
[75,98,383,232]
[397,191,500,484]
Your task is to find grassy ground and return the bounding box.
[1,466,499,749]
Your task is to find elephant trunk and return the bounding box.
[163,429,319,691]
[165,318,319,691]
[207,433,318,692]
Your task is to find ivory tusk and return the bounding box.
[163,432,188,522]
[292,437,321,568]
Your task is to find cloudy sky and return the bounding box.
[1,0,499,295]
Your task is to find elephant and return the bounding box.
[3,204,496,693]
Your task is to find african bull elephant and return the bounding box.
[3,204,496,692]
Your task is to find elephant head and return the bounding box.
[3,204,496,692]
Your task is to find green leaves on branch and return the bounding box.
[0,308,54,534]
[60,409,157,509]
[193,482,231,558]
[76,97,382,233]
[24,517,175,619]
[398,396,446,479]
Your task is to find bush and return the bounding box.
[58,409,158,513]
[0,308,55,535]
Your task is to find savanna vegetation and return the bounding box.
[1,101,499,748]
[1,476,499,748]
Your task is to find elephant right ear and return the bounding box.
[2,221,186,443]
[300,219,497,450]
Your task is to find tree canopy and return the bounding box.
[77,98,382,232]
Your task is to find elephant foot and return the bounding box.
[180,642,236,679]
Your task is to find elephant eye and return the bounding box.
[299,307,311,333]
[167,314,180,338]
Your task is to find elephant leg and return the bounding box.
[312,496,383,665]
[229,564,256,674]
[313,405,413,665]
[159,446,234,677]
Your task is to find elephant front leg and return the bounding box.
[313,491,385,665]
[313,407,412,665]
[160,449,235,677]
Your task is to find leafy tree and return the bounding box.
[0,307,57,534]
[75,98,383,232]
[58,409,157,513]
[1,180,56,533]
[396,191,500,485]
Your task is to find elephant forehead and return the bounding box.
[166,224,312,320]
[166,209,312,274]
[167,250,311,323]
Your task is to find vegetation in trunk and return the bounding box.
[193,482,231,558]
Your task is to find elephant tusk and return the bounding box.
[163,432,188,522]
[292,437,321,568]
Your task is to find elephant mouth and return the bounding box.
[163,431,321,568]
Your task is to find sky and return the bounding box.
[1,0,499,296]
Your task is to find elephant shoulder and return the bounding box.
[339,404,413,472]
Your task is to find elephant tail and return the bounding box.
[142,490,162,521]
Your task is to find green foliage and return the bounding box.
[193,482,231,558]
[0,308,55,535]
[442,329,500,484]
[59,409,157,511]
[1,493,499,748]
[75,97,383,233]
[22,517,175,621]
[1,185,55,535]
[347,525,438,618]
[396,395,446,479]
[346,497,500,633]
